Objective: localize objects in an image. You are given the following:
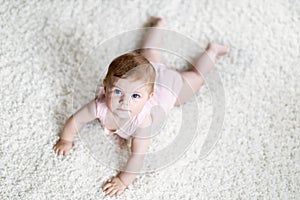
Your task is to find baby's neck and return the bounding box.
[106,109,136,128]
[114,115,133,124]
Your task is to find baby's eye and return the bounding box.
[114,89,122,95]
[132,94,141,99]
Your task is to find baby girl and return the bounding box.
[53,16,229,197]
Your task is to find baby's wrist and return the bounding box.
[117,176,128,188]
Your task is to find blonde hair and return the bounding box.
[104,52,156,93]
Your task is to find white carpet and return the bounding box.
[1,0,299,199]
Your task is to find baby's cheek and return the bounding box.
[133,100,147,113]
[107,96,119,107]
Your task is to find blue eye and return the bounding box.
[114,89,122,95]
[132,94,141,99]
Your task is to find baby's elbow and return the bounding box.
[70,113,87,128]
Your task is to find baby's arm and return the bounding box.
[118,127,151,184]
[53,99,97,156]
[102,115,152,196]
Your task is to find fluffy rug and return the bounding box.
[1,0,299,199]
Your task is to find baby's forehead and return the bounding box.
[112,78,150,92]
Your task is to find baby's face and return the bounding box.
[105,77,153,119]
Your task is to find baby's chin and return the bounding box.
[113,109,142,120]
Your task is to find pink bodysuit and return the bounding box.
[95,61,183,140]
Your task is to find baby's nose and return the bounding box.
[119,95,131,105]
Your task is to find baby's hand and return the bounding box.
[102,176,127,197]
[53,138,73,156]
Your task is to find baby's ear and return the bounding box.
[148,92,154,99]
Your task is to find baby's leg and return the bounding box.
[175,43,229,105]
[140,17,164,63]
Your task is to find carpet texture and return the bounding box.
[0,0,299,199]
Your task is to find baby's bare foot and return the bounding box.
[149,16,164,27]
[206,43,229,57]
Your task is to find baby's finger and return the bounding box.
[63,149,69,157]
[105,186,115,195]
[116,190,123,196]
[58,149,64,156]
[108,188,118,197]
[55,148,59,155]
[102,183,112,191]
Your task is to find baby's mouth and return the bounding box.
[116,108,131,112]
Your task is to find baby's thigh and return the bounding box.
[175,71,204,106]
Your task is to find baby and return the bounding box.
[53,16,229,197]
